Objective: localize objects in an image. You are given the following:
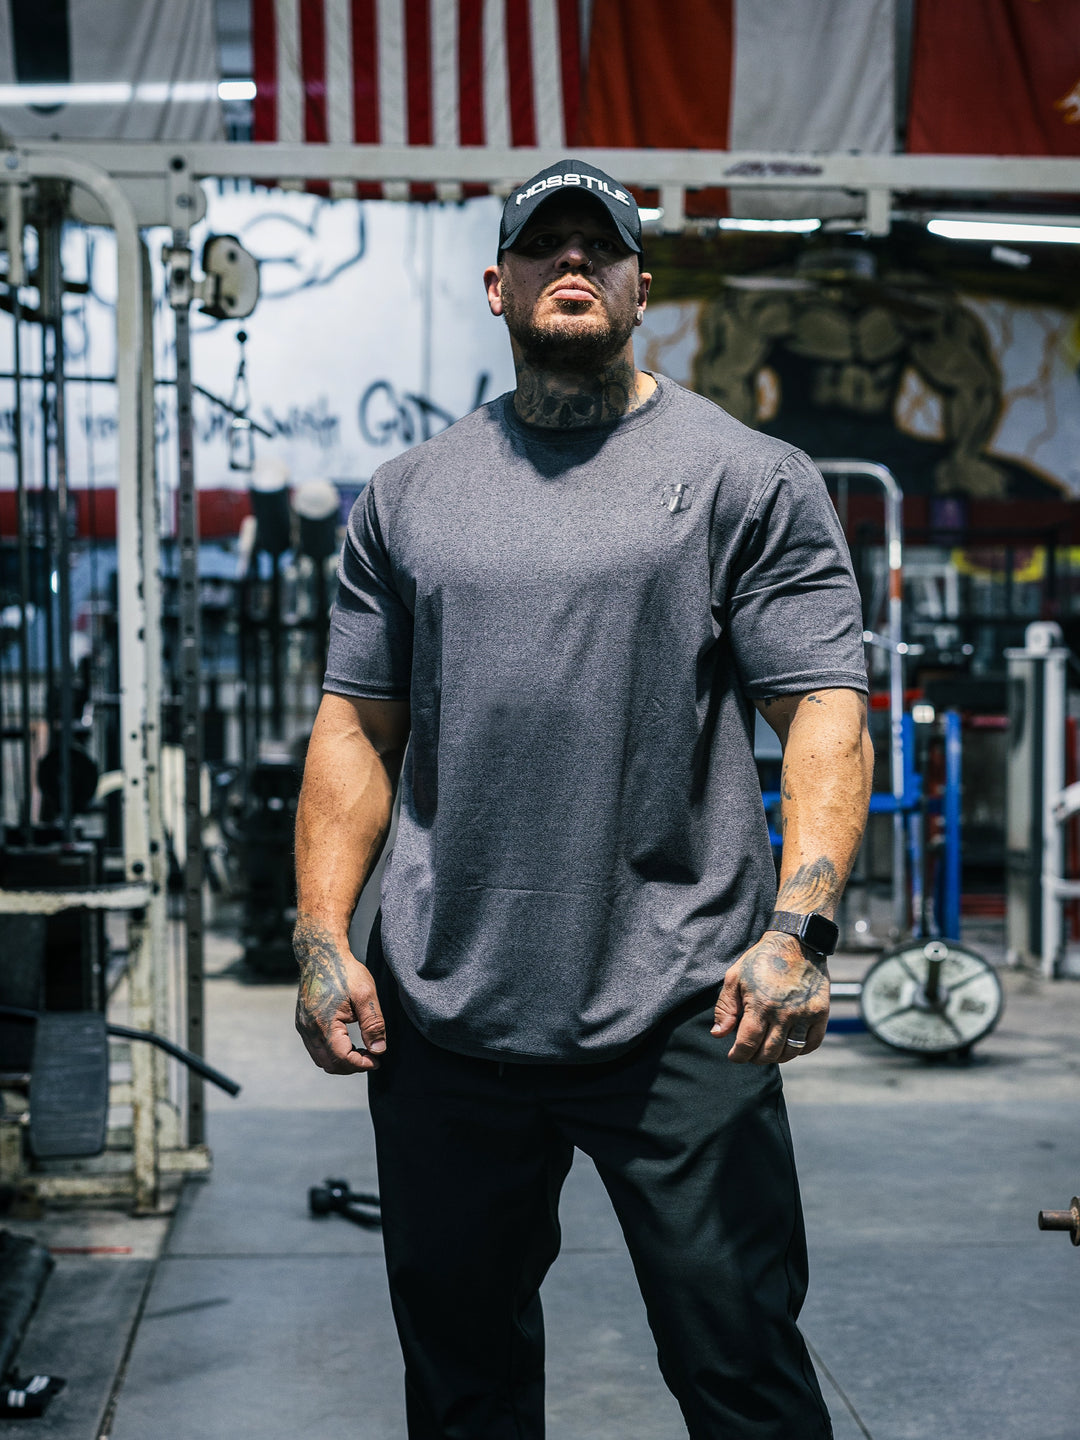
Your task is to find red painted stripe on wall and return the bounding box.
[251,0,278,140]
[504,0,537,146]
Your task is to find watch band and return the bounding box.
[767,909,839,957]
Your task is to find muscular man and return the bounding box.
[294,159,874,1440]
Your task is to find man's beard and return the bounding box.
[502,286,636,371]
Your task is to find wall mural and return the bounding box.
[637,236,1080,501]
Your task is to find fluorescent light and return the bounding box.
[717,217,821,234]
[928,218,1080,244]
[0,82,132,105]
[638,207,664,223]
[139,80,218,102]
[219,79,257,102]
[0,80,221,105]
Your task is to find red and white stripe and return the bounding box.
[252,0,582,198]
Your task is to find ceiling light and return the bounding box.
[0,82,132,104]
[990,244,1032,268]
[219,79,257,102]
[0,80,221,105]
[928,218,1080,244]
[717,217,821,234]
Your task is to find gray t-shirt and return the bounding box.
[324,376,867,1063]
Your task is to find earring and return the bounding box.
[634,307,644,325]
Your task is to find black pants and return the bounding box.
[367,930,832,1440]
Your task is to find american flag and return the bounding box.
[252,0,582,198]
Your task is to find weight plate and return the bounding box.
[858,940,1004,1055]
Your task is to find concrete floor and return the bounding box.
[5,921,1080,1439]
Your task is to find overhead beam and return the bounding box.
[13,142,1080,196]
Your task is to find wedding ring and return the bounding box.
[784,1037,808,1049]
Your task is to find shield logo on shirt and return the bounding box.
[661,483,694,514]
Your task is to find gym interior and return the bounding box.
[1,2,1078,1437]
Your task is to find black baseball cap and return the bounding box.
[498,158,642,255]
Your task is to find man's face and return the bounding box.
[484,195,651,370]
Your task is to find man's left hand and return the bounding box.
[711,931,830,1064]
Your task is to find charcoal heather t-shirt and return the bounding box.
[324,376,867,1063]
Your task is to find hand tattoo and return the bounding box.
[738,932,829,1014]
[293,915,353,1040]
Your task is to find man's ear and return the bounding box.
[484,264,504,317]
[637,270,652,310]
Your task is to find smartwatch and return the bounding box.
[767,910,839,958]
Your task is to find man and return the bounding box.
[294,159,874,1439]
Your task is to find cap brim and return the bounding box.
[500,188,641,254]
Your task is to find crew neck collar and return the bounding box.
[502,373,669,442]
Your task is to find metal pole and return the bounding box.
[943,709,963,941]
[42,197,74,839]
[817,460,907,936]
[269,556,283,737]
[1041,647,1067,978]
[165,206,206,1148]
[139,238,173,1136]
[6,182,33,841]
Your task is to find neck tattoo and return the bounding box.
[513,359,648,429]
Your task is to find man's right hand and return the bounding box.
[293,914,387,1073]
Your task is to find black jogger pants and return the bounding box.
[366,930,833,1440]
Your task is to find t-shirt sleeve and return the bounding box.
[723,450,868,697]
[323,481,413,700]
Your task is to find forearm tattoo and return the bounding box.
[776,856,840,915]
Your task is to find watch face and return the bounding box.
[801,912,839,955]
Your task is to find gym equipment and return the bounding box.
[227,330,254,473]
[308,1177,382,1230]
[1038,1196,1080,1247]
[230,755,303,977]
[762,460,922,944]
[198,235,260,321]
[1005,621,1080,976]
[0,1006,240,1159]
[818,460,911,940]
[857,938,1004,1057]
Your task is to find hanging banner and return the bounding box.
[252,0,582,198]
[908,0,1080,156]
[577,0,895,217]
[0,0,222,141]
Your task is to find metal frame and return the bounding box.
[817,461,909,939]
[1005,623,1080,979]
[14,142,1080,234]
[0,148,177,1211]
